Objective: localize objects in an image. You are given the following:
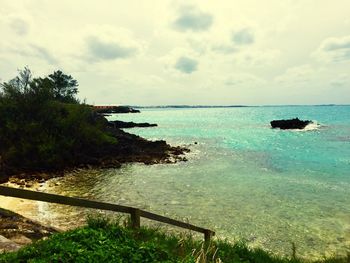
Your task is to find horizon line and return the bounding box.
[128,104,350,108]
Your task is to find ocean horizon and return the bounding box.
[131,104,350,108]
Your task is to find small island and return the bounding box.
[270,118,312,130]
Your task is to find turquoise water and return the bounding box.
[27,106,350,258]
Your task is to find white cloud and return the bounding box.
[211,44,238,54]
[232,28,255,45]
[330,74,350,88]
[274,65,315,84]
[159,47,199,75]
[82,25,143,62]
[313,35,350,62]
[9,17,30,36]
[86,37,137,61]
[174,56,198,74]
[225,73,266,88]
[0,42,58,65]
[236,49,281,67]
[0,14,32,37]
[172,6,213,32]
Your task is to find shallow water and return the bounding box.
[2,106,350,259]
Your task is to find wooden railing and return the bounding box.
[0,185,215,242]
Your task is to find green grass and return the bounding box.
[0,216,347,263]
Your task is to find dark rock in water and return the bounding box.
[108,120,157,128]
[270,118,312,130]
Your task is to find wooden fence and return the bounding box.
[0,185,214,242]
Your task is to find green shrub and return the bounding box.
[0,217,347,263]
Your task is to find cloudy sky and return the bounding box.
[1,0,350,105]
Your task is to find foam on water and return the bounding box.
[295,121,321,132]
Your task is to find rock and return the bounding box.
[270,118,312,130]
[16,179,26,186]
[25,182,34,188]
[108,120,157,129]
[9,234,32,245]
[0,235,21,253]
[0,208,58,242]
[94,106,140,114]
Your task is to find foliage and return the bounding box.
[0,217,347,263]
[0,68,116,175]
[48,70,79,103]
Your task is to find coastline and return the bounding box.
[0,120,189,185]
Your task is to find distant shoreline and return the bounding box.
[131,104,350,109]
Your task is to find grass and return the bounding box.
[0,216,348,263]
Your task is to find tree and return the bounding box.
[7,67,32,92]
[1,67,32,101]
[48,70,79,103]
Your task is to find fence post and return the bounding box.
[204,230,214,244]
[130,208,141,229]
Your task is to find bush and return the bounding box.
[0,218,347,263]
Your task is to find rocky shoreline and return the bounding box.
[93,106,140,114]
[0,119,189,185]
[108,120,157,128]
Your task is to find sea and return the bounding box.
[2,105,350,259]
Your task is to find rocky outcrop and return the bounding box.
[108,120,157,129]
[0,208,58,252]
[100,127,189,166]
[270,118,312,130]
[0,112,189,184]
[1,122,189,184]
[95,106,140,114]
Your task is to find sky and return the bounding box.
[0,0,350,105]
